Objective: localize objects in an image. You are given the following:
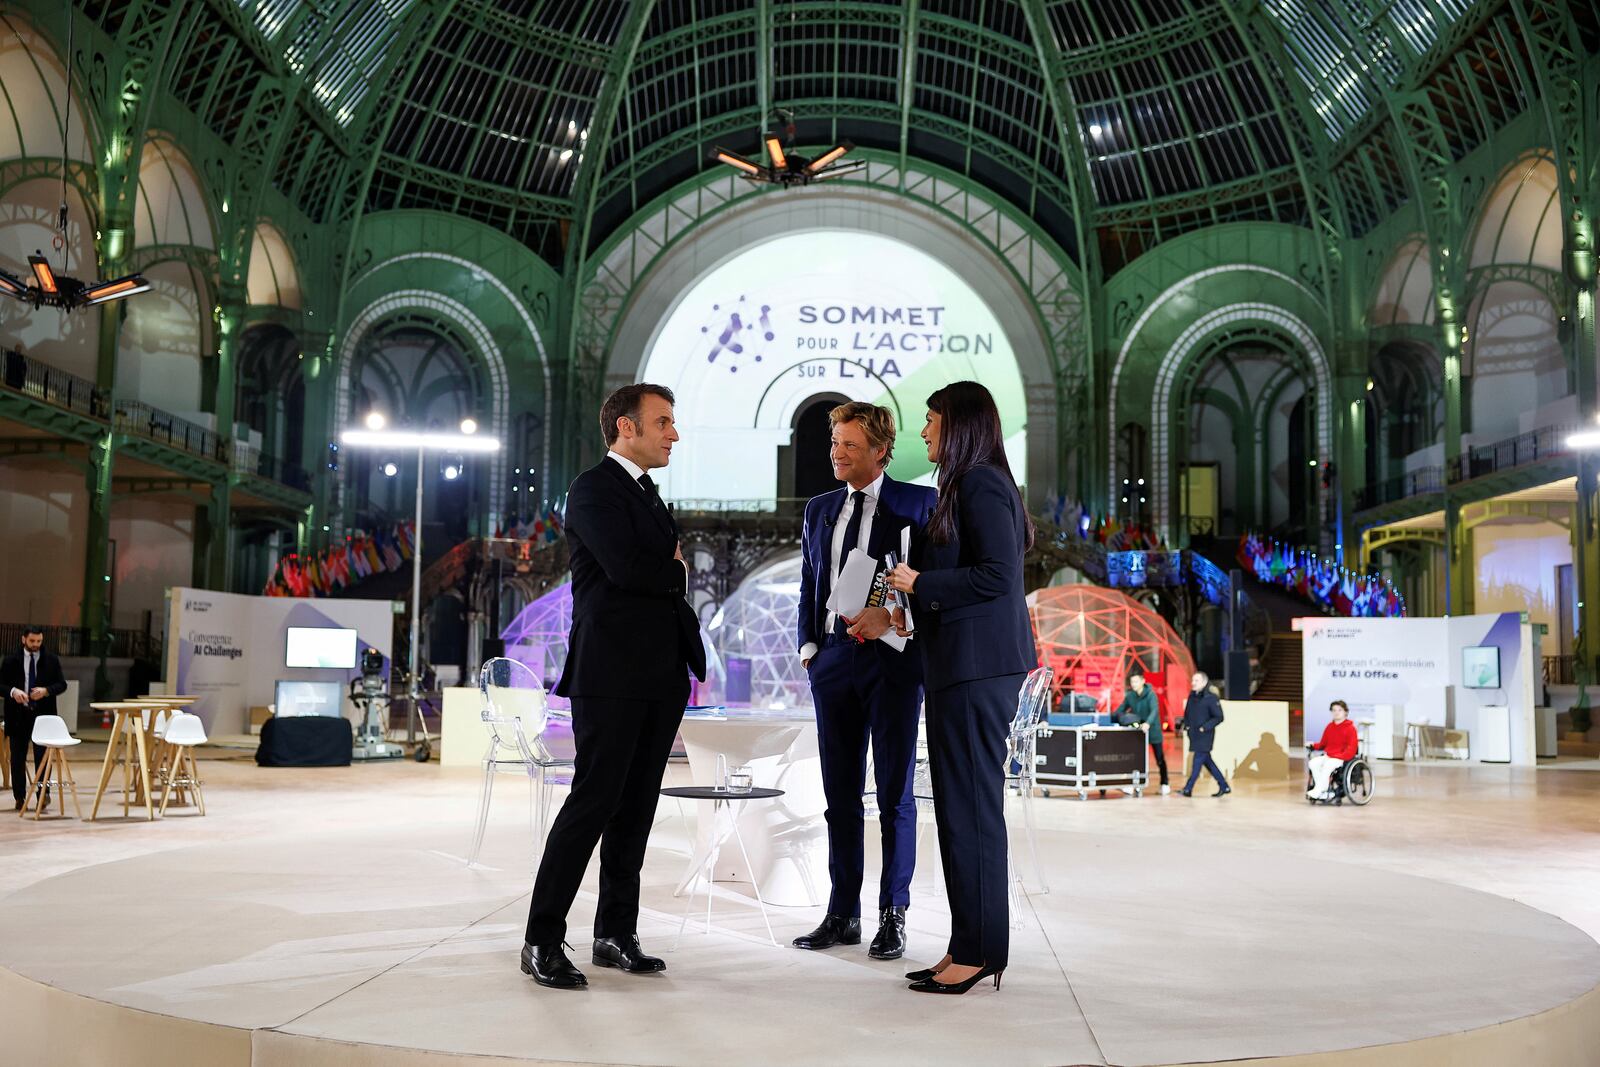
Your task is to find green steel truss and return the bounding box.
[0,0,1595,651]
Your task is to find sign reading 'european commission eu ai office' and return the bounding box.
[1300,618,1449,738]
[640,230,1028,501]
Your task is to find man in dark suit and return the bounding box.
[521,383,707,990]
[3,626,68,810]
[792,403,936,961]
[1181,670,1231,797]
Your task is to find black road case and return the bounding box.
[1035,723,1148,798]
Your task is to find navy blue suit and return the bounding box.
[908,463,1035,970]
[1182,689,1229,792]
[798,473,936,916]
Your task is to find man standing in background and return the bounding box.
[3,626,67,810]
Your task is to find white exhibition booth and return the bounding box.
[163,586,397,736]
[1298,611,1537,766]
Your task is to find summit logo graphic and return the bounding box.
[702,295,775,372]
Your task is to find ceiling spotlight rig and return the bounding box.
[0,251,150,311]
[709,108,865,187]
[0,15,148,314]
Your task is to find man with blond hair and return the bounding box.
[792,402,937,961]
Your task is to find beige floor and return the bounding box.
[1,749,1597,1066]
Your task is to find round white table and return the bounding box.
[675,708,827,907]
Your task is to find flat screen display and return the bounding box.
[285,627,358,669]
[1462,645,1501,689]
[274,680,345,717]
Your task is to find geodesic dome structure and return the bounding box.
[499,578,574,707]
[1027,584,1196,728]
[500,575,726,709]
[705,552,809,710]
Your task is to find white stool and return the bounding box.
[159,713,208,816]
[22,715,82,820]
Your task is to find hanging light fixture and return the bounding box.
[708,108,864,187]
[0,17,148,312]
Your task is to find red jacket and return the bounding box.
[1312,718,1359,761]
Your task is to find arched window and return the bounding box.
[247,221,302,308]
[134,136,215,249]
[0,15,92,163]
[1368,237,1436,328]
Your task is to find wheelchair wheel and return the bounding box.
[1343,758,1374,806]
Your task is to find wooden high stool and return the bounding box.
[21,715,83,819]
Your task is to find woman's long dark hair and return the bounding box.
[925,380,1034,550]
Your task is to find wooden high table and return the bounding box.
[87,696,198,821]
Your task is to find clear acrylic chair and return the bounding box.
[468,657,574,867]
[1005,666,1054,894]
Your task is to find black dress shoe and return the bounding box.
[592,935,666,973]
[868,906,907,960]
[1213,786,1232,797]
[792,913,861,950]
[520,942,587,988]
[1180,788,1193,797]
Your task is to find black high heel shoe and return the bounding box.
[908,964,1004,994]
[905,964,941,982]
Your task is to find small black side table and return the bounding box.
[661,785,785,946]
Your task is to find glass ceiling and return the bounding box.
[134,0,1594,265]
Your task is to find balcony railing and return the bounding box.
[0,623,161,661]
[1,348,109,419]
[1450,424,1574,483]
[1356,465,1445,510]
[5,350,311,490]
[232,442,311,491]
[1358,424,1577,511]
[114,400,227,463]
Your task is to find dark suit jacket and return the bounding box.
[1183,690,1225,753]
[908,464,1036,693]
[554,457,707,700]
[2,647,67,724]
[797,474,937,685]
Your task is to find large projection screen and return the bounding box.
[638,230,1028,501]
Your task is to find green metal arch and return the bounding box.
[578,146,1084,405]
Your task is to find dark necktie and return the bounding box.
[26,652,35,702]
[833,491,867,636]
[638,472,659,505]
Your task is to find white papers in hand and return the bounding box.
[825,547,877,617]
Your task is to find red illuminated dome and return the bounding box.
[1027,584,1197,729]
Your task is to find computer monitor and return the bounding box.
[274,680,345,717]
[285,627,358,669]
[1461,645,1501,689]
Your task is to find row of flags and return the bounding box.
[263,521,416,598]
[492,507,564,544]
[1237,534,1406,618]
[1044,495,1169,552]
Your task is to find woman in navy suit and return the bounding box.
[886,381,1035,995]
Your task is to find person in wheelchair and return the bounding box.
[1306,700,1358,801]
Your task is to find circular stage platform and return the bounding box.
[2,795,1597,1067]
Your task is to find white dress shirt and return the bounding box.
[606,449,646,482]
[606,450,687,590]
[799,471,884,664]
[11,649,36,705]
